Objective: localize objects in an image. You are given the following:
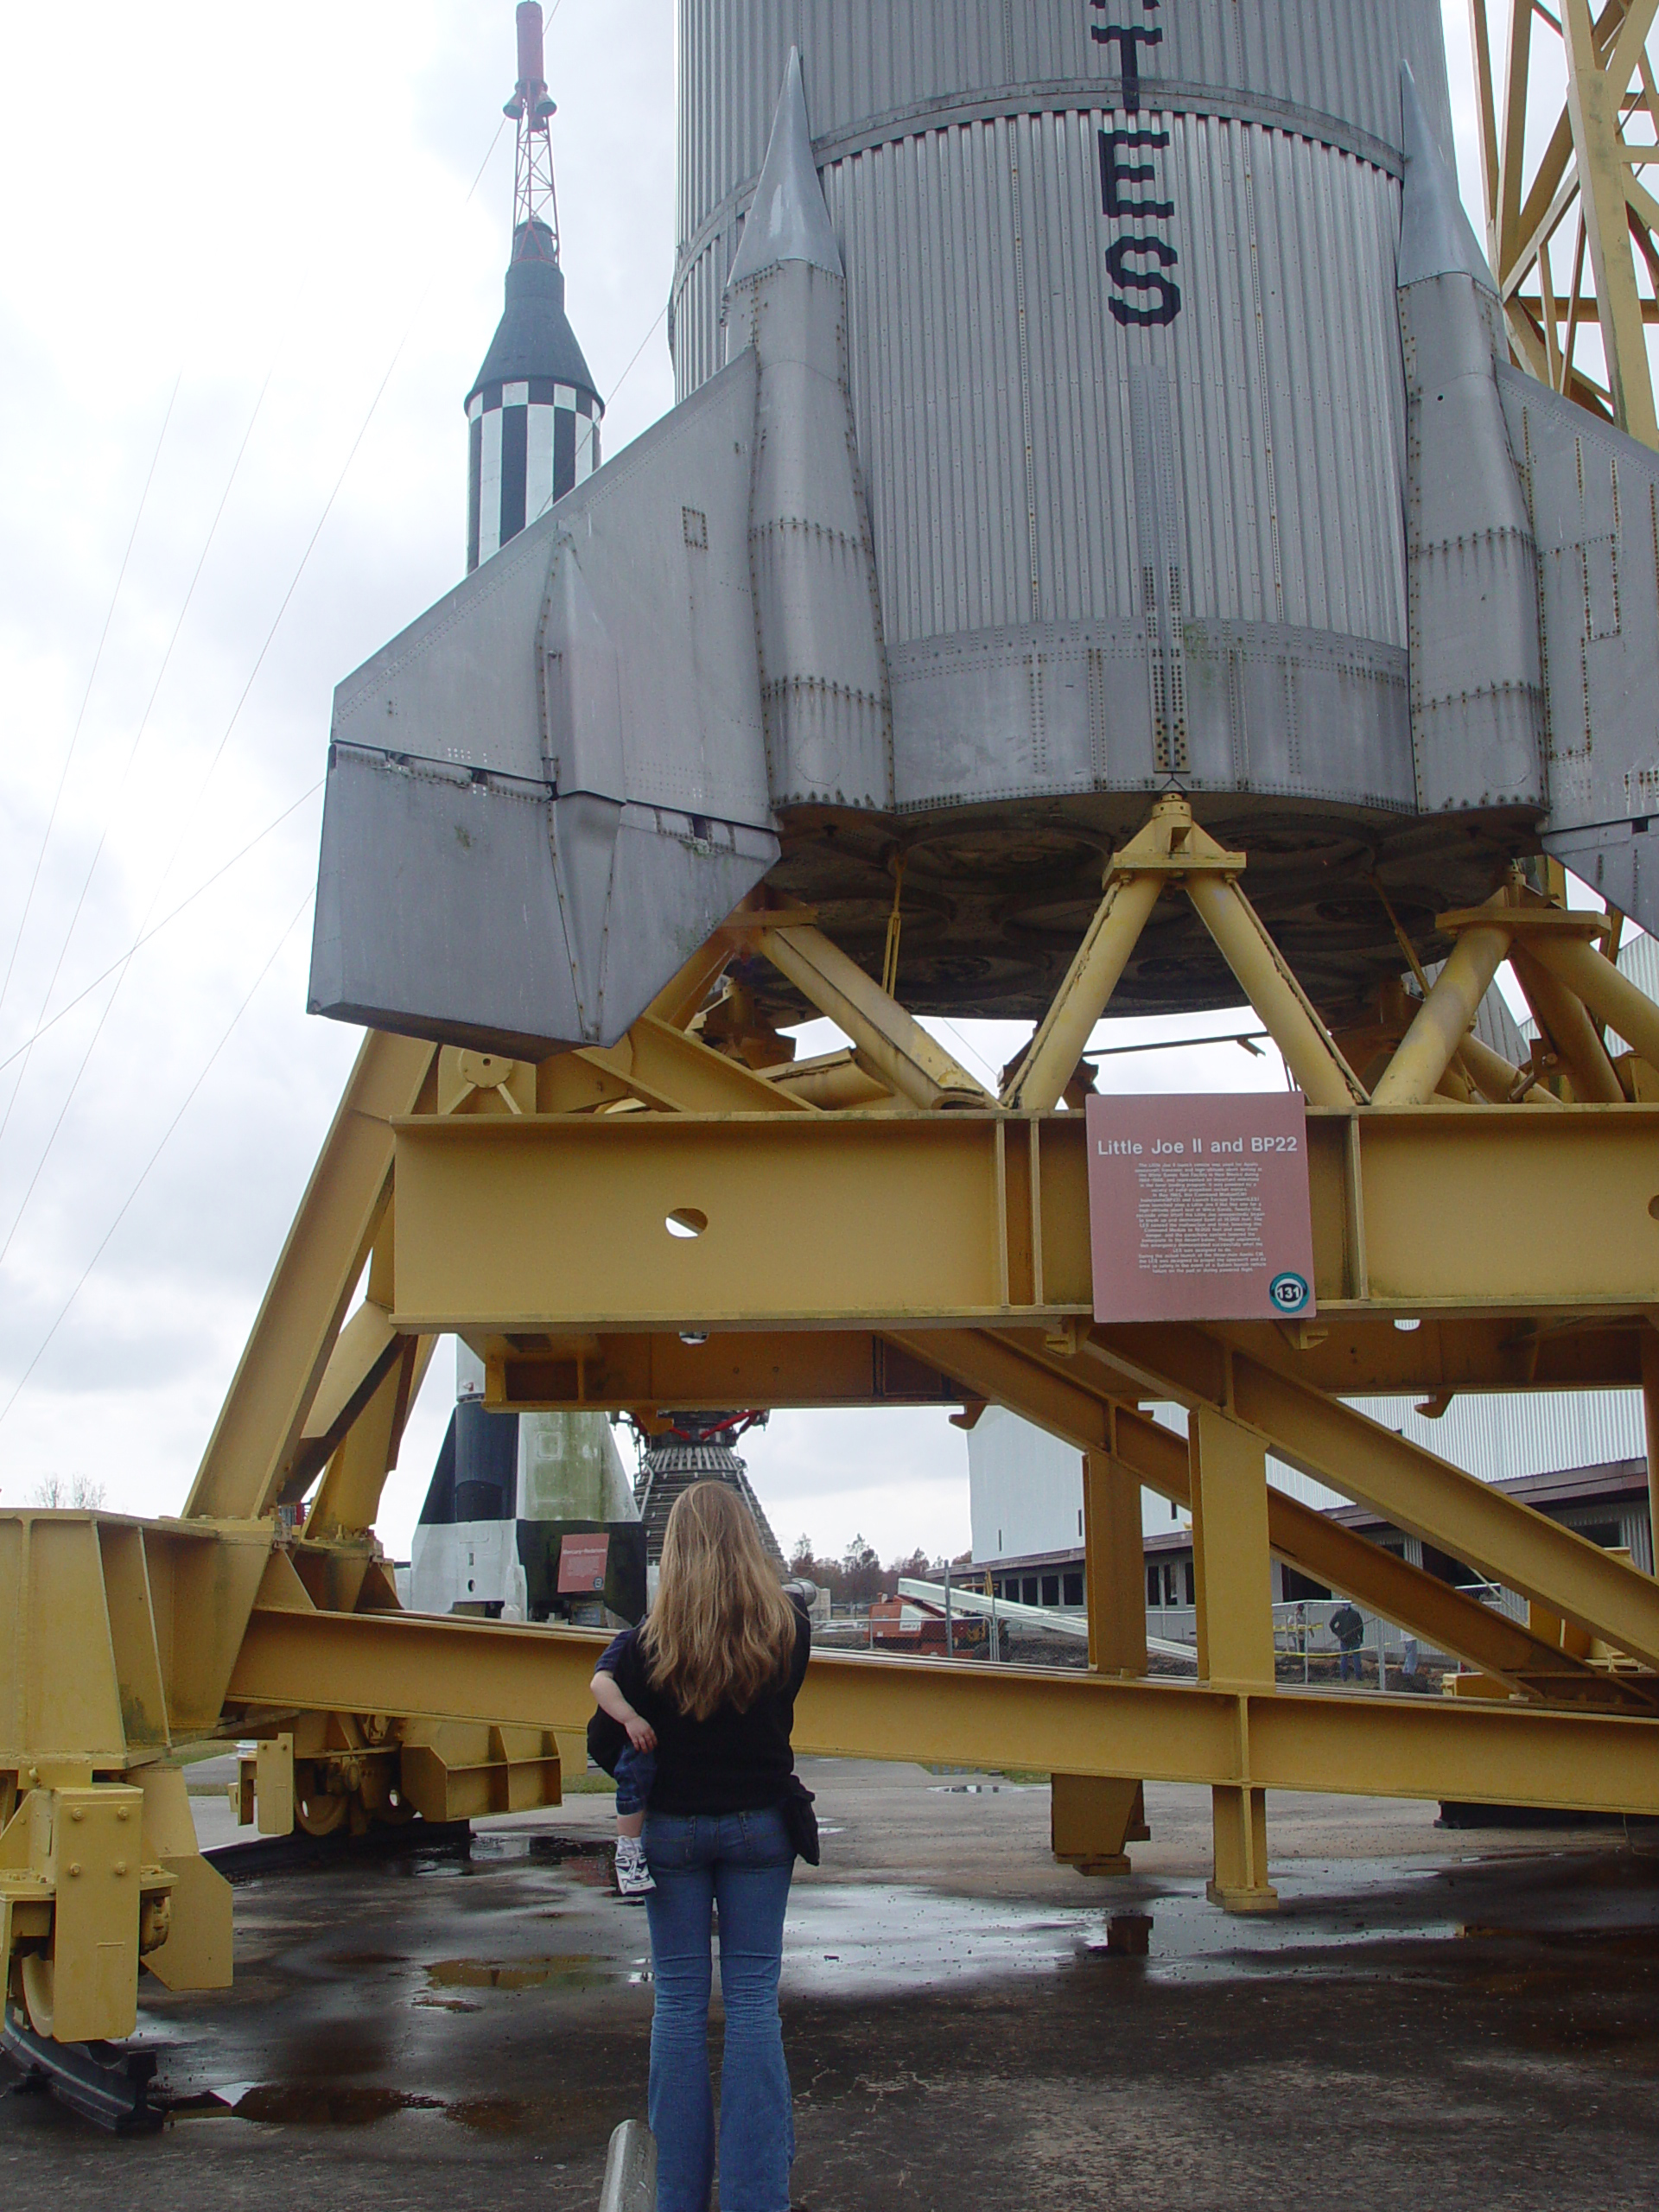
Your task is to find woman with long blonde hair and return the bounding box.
[589,1481,810,2212]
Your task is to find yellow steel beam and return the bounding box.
[1190,1408,1277,1688]
[188,1032,436,1521]
[481,1329,966,1414]
[1005,869,1163,1111]
[756,915,990,1110]
[1371,909,1513,1106]
[302,1335,423,1541]
[1089,1325,1659,1670]
[288,1300,401,1500]
[220,1604,1659,1816]
[1562,0,1659,443]
[1527,929,1659,1077]
[578,1014,819,1116]
[0,1514,274,1765]
[1511,944,1626,1103]
[391,1104,1659,1329]
[897,1325,1642,1706]
[1083,1451,1148,1676]
[478,1316,1646,1408]
[1184,873,1368,1108]
[1096,1389,1654,1710]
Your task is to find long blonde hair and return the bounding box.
[641,1483,798,1721]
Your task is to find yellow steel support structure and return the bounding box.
[8,799,1659,2045]
[1467,0,1659,442]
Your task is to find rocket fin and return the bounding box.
[1499,365,1659,932]
[725,53,893,810]
[726,48,842,286]
[1397,64,1546,820]
[309,353,778,1058]
[1398,64,1499,296]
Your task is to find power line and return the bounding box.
[0,360,281,1159]
[0,374,181,1022]
[0,890,314,1436]
[0,117,510,1264]
[0,778,322,1081]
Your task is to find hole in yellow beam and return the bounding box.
[665,1209,709,1240]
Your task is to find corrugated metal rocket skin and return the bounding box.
[671,0,1535,1025]
[728,51,893,812]
[1396,65,1547,819]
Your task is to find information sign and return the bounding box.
[1085,1093,1317,1323]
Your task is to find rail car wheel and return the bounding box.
[294,1777,348,1835]
[21,1953,54,2037]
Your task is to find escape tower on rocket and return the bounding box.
[465,3,602,573]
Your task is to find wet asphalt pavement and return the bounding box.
[4,1758,1658,2209]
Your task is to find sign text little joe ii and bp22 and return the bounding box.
[1084,1093,1318,1325]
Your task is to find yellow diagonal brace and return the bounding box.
[1527,929,1659,1076]
[1564,0,1659,444]
[1005,871,1164,1110]
[580,1014,818,1115]
[1371,905,1515,1106]
[756,917,991,1111]
[1184,874,1368,1107]
[188,1032,436,1522]
[899,1324,1646,1706]
[1090,1324,1659,1670]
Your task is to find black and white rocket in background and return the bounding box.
[465,3,601,574]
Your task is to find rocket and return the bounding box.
[308,9,1659,1061]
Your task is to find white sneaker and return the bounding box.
[614,1837,655,1896]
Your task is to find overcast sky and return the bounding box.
[0,5,1558,1567]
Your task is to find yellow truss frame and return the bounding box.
[6,795,1659,2042]
[1468,0,1659,442]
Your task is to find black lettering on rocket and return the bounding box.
[1090,0,1182,327]
[1104,236,1182,326]
[1099,129,1174,219]
[1090,19,1163,116]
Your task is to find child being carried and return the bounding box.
[589,1635,657,1896]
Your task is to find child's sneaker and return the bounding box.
[614,1837,655,1896]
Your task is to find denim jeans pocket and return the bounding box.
[642,1812,699,1869]
[728,1805,792,1867]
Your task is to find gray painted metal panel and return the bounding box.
[1396,72,1546,817]
[310,353,780,1055]
[541,351,772,829]
[1502,367,1659,935]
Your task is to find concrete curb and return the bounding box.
[599,2118,657,2211]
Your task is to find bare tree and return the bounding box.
[30,1476,105,1510]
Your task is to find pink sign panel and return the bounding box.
[1085,1093,1317,1323]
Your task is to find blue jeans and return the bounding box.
[1338,1647,1363,1681]
[643,1806,796,2212]
[615,1745,656,1818]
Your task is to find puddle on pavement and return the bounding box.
[234,2083,445,2126]
[779,1866,1479,1995]
[427,1954,607,1992]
